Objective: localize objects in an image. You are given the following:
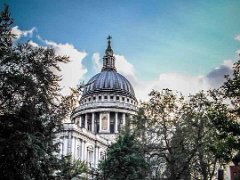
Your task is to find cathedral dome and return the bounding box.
[81,70,135,99]
[81,36,136,101]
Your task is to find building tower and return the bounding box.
[58,37,138,168]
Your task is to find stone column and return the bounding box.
[84,114,88,129]
[108,112,110,132]
[72,136,75,159]
[63,136,68,156]
[82,140,87,161]
[92,113,95,133]
[80,139,83,161]
[61,135,65,156]
[94,145,97,168]
[67,134,72,155]
[115,112,118,133]
[99,113,102,131]
[84,142,88,162]
[79,116,82,127]
[95,146,99,168]
[123,113,126,127]
[97,147,100,165]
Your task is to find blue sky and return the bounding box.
[2,0,240,99]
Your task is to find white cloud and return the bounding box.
[115,54,136,78]
[206,60,234,88]
[28,40,39,47]
[10,26,88,95]
[11,26,36,40]
[45,40,87,95]
[131,73,210,101]
[222,59,234,68]
[154,74,208,94]
[136,60,234,101]
[235,35,240,41]
[235,49,240,56]
[92,53,101,71]
[92,53,136,77]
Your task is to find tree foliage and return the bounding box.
[0,5,71,179]
[55,155,88,180]
[223,59,240,115]
[219,59,240,163]
[132,89,240,180]
[99,132,148,180]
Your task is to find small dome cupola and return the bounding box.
[102,36,116,71]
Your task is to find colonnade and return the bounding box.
[75,112,127,134]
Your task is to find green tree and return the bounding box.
[219,59,240,163]
[56,155,88,180]
[138,89,199,180]
[0,5,70,179]
[99,132,148,180]
[133,89,239,179]
[223,59,240,115]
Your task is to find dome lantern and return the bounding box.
[102,35,116,71]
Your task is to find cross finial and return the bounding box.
[107,35,112,41]
[107,35,112,49]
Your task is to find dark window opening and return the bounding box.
[87,118,92,131]
[104,96,108,100]
[116,96,119,100]
[110,122,115,133]
[110,96,114,100]
[81,116,85,128]
[110,112,115,133]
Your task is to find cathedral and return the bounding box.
[57,37,138,169]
